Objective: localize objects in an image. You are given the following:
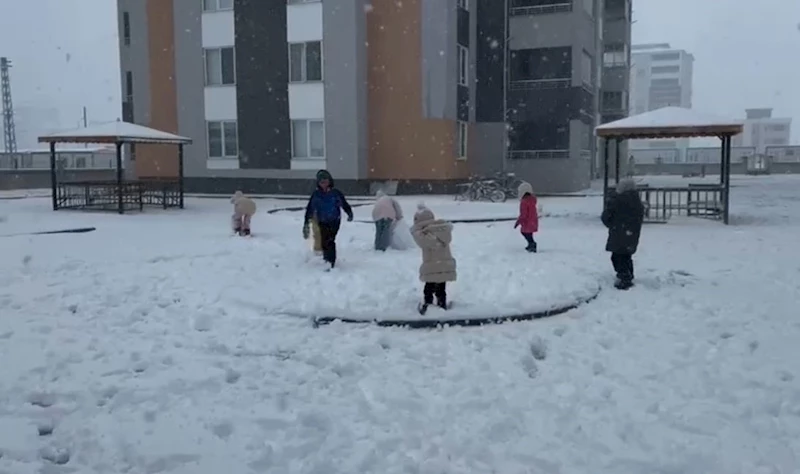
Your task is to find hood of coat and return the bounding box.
[517,181,533,199]
[316,169,335,189]
[375,189,386,198]
[231,190,244,203]
[413,218,453,241]
[616,177,636,194]
[413,203,435,224]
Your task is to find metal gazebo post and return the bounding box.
[178,143,185,209]
[115,141,124,214]
[49,141,58,210]
[723,135,732,225]
[719,135,726,186]
[602,138,610,206]
[614,137,622,186]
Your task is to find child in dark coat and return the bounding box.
[601,178,645,290]
[303,169,353,269]
[514,182,539,252]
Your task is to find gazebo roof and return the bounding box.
[38,121,192,145]
[595,107,743,139]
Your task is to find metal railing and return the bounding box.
[55,179,181,212]
[635,185,723,223]
[509,78,571,91]
[508,149,570,160]
[510,2,572,16]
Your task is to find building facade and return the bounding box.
[731,108,791,154]
[629,43,694,152]
[118,0,631,194]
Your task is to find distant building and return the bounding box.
[731,108,791,154]
[629,43,694,154]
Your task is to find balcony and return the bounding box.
[509,78,571,91]
[510,0,572,16]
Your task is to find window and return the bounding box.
[510,47,571,81]
[581,50,593,85]
[765,124,787,132]
[289,41,323,82]
[74,156,87,169]
[457,121,467,160]
[603,43,627,67]
[457,0,468,9]
[207,121,238,158]
[125,71,133,100]
[122,12,131,46]
[291,120,325,159]
[650,78,679,86]
[458,45,468,86]
[204,47,236,85]
[651,65,679,74]
[123,71,134,122]
[203,0,233,12]
[651,52,680,61]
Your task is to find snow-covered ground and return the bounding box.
[1,176,799,473]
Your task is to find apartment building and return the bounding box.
[629,43,694,152]
[731,108,792,154]
[118,0,630,194]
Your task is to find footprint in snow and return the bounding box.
[529,336,548,361]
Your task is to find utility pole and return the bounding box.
[1,57,17,153]
[82,106,88,148]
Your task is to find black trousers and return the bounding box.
[521,232,537,247]
[611,252,634,281]
[423,282,447,305]
[318,220,341,266]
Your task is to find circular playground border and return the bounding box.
[312,286,601,329]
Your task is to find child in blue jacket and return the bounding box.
[303,169,353,269]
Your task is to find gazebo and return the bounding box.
[595,107,743,225]
[38,121,192,214]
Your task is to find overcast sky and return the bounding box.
[0,0,798,141]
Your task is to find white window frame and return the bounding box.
[207,120,239,159]
[204,47,236,86]
[203,0,234,12]
[291,119,326,159]
[457,121,468,160]
[288,41,324,83]
[457,44,468,86]
[457,0,468,10]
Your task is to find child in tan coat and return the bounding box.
[230,191,256,236]
[411,203,457,314]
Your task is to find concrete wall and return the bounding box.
[117,0,151,127]
[173,0,208,178]
[323,0,369,179]
[420,0,458,120]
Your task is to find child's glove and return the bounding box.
[347,214,354,222]
[514,220,520,229]
[302,222,310,239]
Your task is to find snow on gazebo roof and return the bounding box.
[595,106,743,139]
[38,120,192,145]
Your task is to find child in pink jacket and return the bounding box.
[231,191,256,236]
[513,182,538,252]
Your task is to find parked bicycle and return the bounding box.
[454,174,510,203]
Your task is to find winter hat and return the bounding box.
[517,181,533,198]
[375,189,386,198]
[316,169,333,183]
[414,202,435,224]
[616,177,636,193]
[231,190,244,203]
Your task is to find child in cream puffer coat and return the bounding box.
[411,203,457,314]
[230,191,256,236]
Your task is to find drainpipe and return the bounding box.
[502,0,509,172]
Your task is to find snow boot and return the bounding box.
[418,303,429,315]
[614,279,633,290]
[525,243,537,253]
[436,298,448,310]
[234,227,242,236]
[242,228,251,236]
